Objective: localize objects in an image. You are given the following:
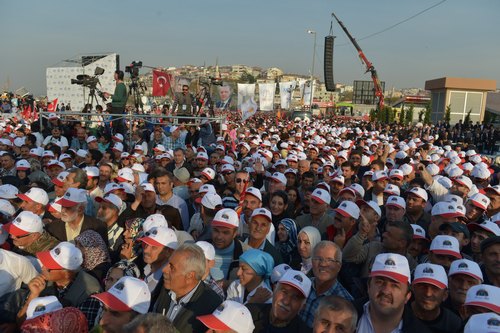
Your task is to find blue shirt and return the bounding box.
[299,278,353,328]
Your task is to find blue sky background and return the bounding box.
[1,0,499,95]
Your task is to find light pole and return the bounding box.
[307,30,316,109]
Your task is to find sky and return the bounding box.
[1,0,499,96]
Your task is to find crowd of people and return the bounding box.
[0,89,499,333]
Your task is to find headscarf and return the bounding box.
[298,226,321,259]
[105,259,141,280]
[20,307,88,333]
[124,217,145,258]
[239,249,274,278]
[75,230,111,271]
[276,218,298,263]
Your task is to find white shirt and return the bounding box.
[357,301,403,333]
[226,279,272,304]
[0,249,38,298]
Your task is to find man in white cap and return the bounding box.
[197,300,254,333]
[151,243,222,333]
[428,235,463,273]
[404,187,431,235]
[153,169,189,230]
[130,182,163,218]
[64,166,97,217]
[139,226,178,292]
[195,241,225,300]
[410,263,462,332]
[3,211,59,256]
[92,276,151,333]
[464,313,500,333]
[45,187,108,243]
[17,187,49,217]
[16,242,102,319]
[327,200,360,248]
[355,253,431,333]
[189,192,223,242]
[245,269,311,332]
[296,188,333,235]
[96,193,125,260]
[245,207,283,265]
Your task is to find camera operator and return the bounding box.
[104,70,127,135]
[172,85,197,123]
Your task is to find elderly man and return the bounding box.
[15,242,102,320]
[313,296,358,333]
[299,241,353,328]
[245,208,283,265]
[4,211,59,257]
[247,269,311,332]
[45,188,108,243]
[354,253,431,333]
[150,243,222,333]
[410,263,462,333]
[92,277,151,333]
[139,224,178,292]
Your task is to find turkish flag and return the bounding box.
[152,70,172,96]
[47,98,58,112]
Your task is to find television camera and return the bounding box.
[125,61,142,78]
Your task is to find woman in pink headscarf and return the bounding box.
[21,307,88,333]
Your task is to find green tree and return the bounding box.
[369,109,377,122]
[240,71,256,83]
[399,108,405,125]
[405,104,414,125]
[424,102,431,124]
[464,109,472,127]
[444,105,451,123]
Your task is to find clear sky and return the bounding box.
[1,0,499,96]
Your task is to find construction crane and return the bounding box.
[332,12,385,110]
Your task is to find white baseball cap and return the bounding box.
[349,183,365,198]
[139,226,178,249]
[36,241,83,271]
[212,208,239,229]
[452,175,473,190]
[116,168,134,183]
[112,133,124,142]
[196,151,209,160]
[220,164,235,174]
[430,235,462,259]
[413,263,448,288]
[199,184,216,194]
[4,211,43,236]
[92,276,151,314]
[104,182,122,195]
[0,199,16,216]
[464,313,500,333]
[465,284,500,313]
[112,142,124,152]
[85,166,100,178]
[86,135,97,143]
[270,172,287,185]
[372,170,389,182]
[386,195,406,210]
[201,192,223,210]
[251,208,272,222]
[411,224,428,240]
[389,169,404,180]
[52,171,69,187]
[468,193,491,211]
[449,259,483,282]
[468,220,500,236]
[407,187,428,202]
[142,214,168,233]
[196,241,215,261]
[356,199,382,217]
[95,193,122,211]
[57,188,87,207]
[26,296,63,319]
[0,184,19,199]
[334,201,360,219]
[201,168,216,181]
[383,184,400,196]
[370,253,411,284]
[311,188,331,205]
[245,187,262,202]
[197,300,255,333]
[270,263,292,284]
[17,187,49,206]
[399,164,413,176]
[140,182,156,193]
[431,201,461,218]
[279,269,312,298]
[16,159,31,170]
[58,153,72,161]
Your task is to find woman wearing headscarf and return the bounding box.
[226,249,274,304]
[291,226,321,277]
[75,230,111,283]
[20,307,88,333]
[276,218,300,266]
[119,218,146,273]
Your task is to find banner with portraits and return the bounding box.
[258,83,275,111]
[237,83,256,110]
[279,81,296,109]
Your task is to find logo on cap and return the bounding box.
[15,217,21,223]
[341,203,347,208]
[459,262,468,269]
[216,303,225,312]
[443,240,452,246]
[487,317,500,326]
[476,289,489,297]
[221,213,229,220]
[391,197,397,201]
[385,258,396,266]
[423,267,434,274]
[54,248,61,255]
[448,205,454,210]
[294,274,303,282]
[114,282,125,291]
[65,192,70,197]
[34,305,46,312]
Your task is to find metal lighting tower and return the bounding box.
[307,30,317,108]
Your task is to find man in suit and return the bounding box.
[215,85,232,112]
[150,243,222,333]
[45,188,108,244]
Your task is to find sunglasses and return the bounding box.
[236,178,248,184]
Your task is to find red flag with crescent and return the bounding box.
[47,98,58,112]
[153,70,172,96]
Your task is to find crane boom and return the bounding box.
[332,12,385,110]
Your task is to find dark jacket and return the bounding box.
[150,279,222,333]
[353,298,432,333]
[247,303,312,333]
[45,215,108,246]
